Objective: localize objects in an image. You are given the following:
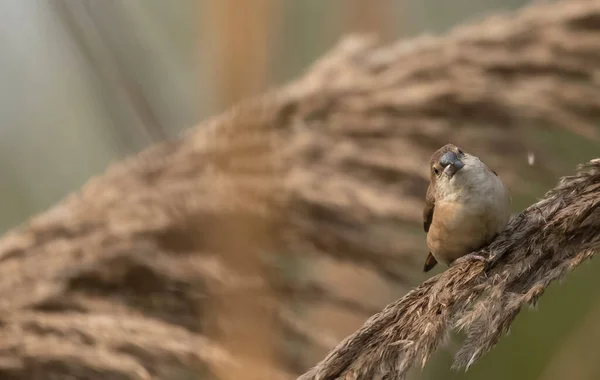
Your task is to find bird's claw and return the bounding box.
[452,253,487,266]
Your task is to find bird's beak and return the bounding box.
[440,151,464,178]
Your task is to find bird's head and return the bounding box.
[429,143,466,179]
[428,143,487,197]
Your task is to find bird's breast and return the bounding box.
[427,173,510,264]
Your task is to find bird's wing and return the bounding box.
[423,252,437,272]
[423,184,435,233]
[423,184,438,272]
[484,161,498,177]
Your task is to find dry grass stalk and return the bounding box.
[298,159,600,380]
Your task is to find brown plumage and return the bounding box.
[423,144,511,272]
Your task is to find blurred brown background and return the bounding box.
[0,1,599,379]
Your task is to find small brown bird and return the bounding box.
[423,143,511,272]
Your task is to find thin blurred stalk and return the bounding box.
[342,0,397,41]
[51,0,167,152]
[198,1,280,379]
[200,0,276,109]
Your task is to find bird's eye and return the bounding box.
[457,149,463,155]
[433,167,439,175]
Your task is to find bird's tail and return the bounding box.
[423,252,437,272]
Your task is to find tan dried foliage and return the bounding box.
[0,0,598,378]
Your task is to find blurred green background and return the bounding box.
[1,1,598,379]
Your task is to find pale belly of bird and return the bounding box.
[427,197,510,264]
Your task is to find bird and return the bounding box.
[422,143,511,272]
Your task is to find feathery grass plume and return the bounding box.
[298,159,600,380]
